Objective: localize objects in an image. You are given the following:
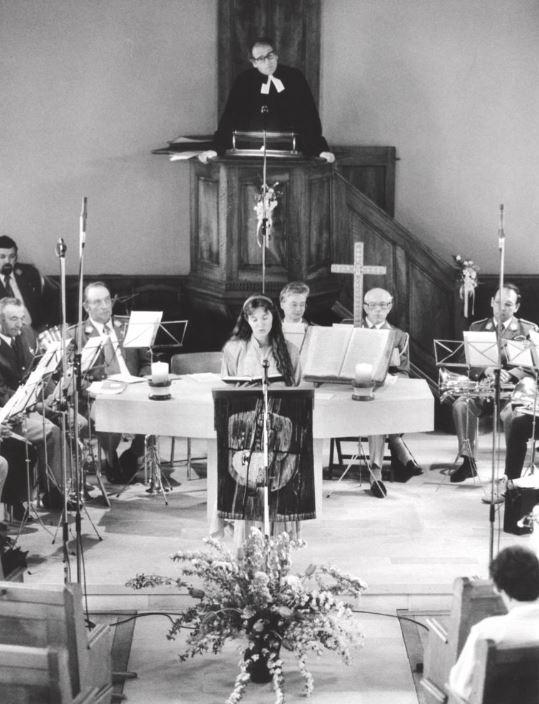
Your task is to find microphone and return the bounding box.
[498,203,505,251]
[56,237,67,258]
[79,196,87,252]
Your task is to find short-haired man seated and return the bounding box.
[448,545,539,701]
[362,287,423,498]
[79,282,151,482]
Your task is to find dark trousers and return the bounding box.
[504,412,539,479]
[1,437,37,505]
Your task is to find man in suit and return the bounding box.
[0,235,55,330]
[199,37,334,163]
[362,287,423,498]
[450,283,538,482]
[80,282,151,481]
[0,296,64,512]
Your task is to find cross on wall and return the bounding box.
[331,242,387,326]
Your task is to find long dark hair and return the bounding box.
[229,294,295,385]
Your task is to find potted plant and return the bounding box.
[128,529,366,703]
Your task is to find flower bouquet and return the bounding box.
[127,529,366,703]
[454,254,480,318]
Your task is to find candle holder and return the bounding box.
[148,379,172,401]
[352,362,374,401]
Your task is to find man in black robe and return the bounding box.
[200,37,334,162]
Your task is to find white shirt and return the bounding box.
[448,600,539,700]
[88,317,130,378]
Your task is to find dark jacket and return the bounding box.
[213,64,329,156]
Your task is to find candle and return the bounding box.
[354,362,373,387]
[151,361,169,384]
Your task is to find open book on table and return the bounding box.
[302,326,395,384]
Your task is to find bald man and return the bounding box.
[362,287,422,498]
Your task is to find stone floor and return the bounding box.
[5,430,539,703]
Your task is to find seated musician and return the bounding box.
[199,37,334,163]
[221,293,301,386]
[0,234,57,331]
[0,297,65,510]
[450,284,537,483]
[80,282,151,482]
[361,287,422,498]
[448,545,539,701]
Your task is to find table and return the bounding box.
[94,375,434,523]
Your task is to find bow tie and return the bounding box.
[260,75,285,95]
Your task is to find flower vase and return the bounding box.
[244,639,279,684]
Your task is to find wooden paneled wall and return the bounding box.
[332,171,458,380]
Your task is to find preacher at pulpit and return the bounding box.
[199,37,334,163]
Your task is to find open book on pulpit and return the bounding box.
[302,326,395,384]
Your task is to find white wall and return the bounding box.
[2,0,538,276]
[322,0,539,273]
[0,0,216,275]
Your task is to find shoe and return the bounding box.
[66,497,83,512]
[11,503,34,523]
[41,488,64,510]
[392,458,424,483]
[450,457,478,483]
[370,480,387,498]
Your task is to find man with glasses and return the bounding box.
[450,283,537,483]
[199,37,334,163]
[80,282,151,482]
[362,287,422,498]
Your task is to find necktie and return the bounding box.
[3,275,14,297]
[102,322,130,377]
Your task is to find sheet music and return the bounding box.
[0,341,63,422]
[463,331,498,367]
[123,311,163,348]
[505,340,535,368]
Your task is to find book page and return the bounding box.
[302,326,352,379]
[463,331,498,367]
[340,328,394,382]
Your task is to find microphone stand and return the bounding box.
[72,197,87,583]
[55,237,73,584]
[260,105,269,294]
[261,359,270,536]
[488,204,505,563]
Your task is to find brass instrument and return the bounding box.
[438,368,494,402]
[438,367,514,403]
[511,376,539,416]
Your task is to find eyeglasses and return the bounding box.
[364,302,392,310]
[251,51,277,64]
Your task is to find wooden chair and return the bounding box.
[420,576,506,704]
[0,580,113,702]
[446,639,539,704]
[168,351,222,477]
[0,643,105,704]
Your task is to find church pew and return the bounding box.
[0,580,113,703]
[446,639,539,704]
[0,643,105,704]
[420,576,506,704]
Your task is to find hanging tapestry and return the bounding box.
[213,388,315,522]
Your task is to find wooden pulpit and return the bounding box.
[186,156,336,314]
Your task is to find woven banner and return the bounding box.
[213,388,315,522]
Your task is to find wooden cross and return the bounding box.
[331,242,387,326]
